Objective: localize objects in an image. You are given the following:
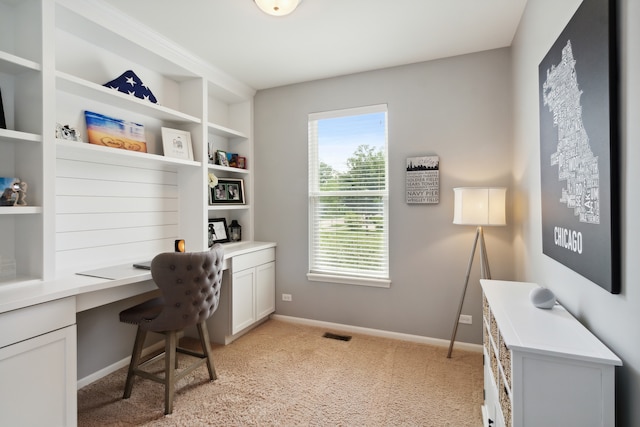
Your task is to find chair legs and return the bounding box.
[122,322,217,415]
[123,327,147,399]
[164,331,177,415]
[197,321,217,381]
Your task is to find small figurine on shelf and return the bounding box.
[55,123,81,141]
[14,181,27,206]
[208,141,215,164]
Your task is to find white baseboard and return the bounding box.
[77,340,166,389]
[271,314,483,353]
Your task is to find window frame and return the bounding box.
[307,104,390,288]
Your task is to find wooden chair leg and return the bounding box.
[164,331,177,415]
[123,327,147,399]
[197,321,217,380]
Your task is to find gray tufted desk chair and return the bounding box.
[119,244,224,415]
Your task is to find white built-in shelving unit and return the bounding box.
[0,0,257,282]
[0,3,271,424]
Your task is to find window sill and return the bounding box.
[307,273,391,288]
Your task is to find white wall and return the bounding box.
[254,49,514,344]
[511,0,640,425]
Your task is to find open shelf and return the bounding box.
[0,128,42,144]
[0,206,42,215]
[208,163,250,175]
[208,122,248,139]
[56,139,201,170]
[56,72,202,124]
[0,50,41,74]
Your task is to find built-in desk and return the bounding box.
[0,241,276,427]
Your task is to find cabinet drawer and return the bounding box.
[0,297,76,348]
[232,248,276,272]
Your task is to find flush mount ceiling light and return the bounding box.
[254,0,301,16]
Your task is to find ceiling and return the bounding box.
[102,0,528,91]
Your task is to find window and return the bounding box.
[308,104,390,287]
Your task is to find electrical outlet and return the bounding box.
[282,293,292,302]
[459,314,472,324]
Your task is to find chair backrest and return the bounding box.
[144,244,224,332]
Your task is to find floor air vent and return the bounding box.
[323,332,352,341]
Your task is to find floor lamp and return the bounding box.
[447,187,506,358]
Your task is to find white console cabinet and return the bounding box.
[480,280,621,427]
[209,243,276,344]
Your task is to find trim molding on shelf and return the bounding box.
[208,204,251,211]
[0,129,42,144]
[208,122,248,139]
[0,206,42,215]
[55,139,201,170]
[0,50,41,74]
[208,164,250,175]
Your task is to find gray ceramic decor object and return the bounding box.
[529,287,556,309]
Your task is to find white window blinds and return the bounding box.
[308,104,390,287]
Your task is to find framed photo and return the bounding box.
[0,177,19,206]
[216,150,229,167]
[226,152,239,168]
[237,156,246,169]
[208,218,229,246]
[161,127,193,160]
[85,110,147,153]
[209,178,245,204]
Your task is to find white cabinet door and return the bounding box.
[256,261,275,320]
[232,267,256,334]
[0,325,77,427]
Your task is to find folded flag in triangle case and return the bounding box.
[103,70,158,104]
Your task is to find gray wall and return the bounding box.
[254,48,515,344]
[511,0,640,425]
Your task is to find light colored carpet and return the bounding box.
[78,319,483,426]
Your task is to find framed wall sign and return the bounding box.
[406,155,439,204]
[538,0,619,293]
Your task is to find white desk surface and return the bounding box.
[0,241,276,315]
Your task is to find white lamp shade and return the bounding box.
[254,0,301,16]
[453,187,506,226]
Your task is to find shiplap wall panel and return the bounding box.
[56,156,182,273]
[56,196,178,214]
[56,225,179,251]
[56,211,180,233]
[56,239,175,273]
[56,177,179,198]
[56,158,177,184]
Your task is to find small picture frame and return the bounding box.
[237,156,247,169]
[0,177,19,206]
[209,178,245,204]
[216,150,229,167]
[161,127,193,160]
[208,218,229,245]
[226,152,239,168]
